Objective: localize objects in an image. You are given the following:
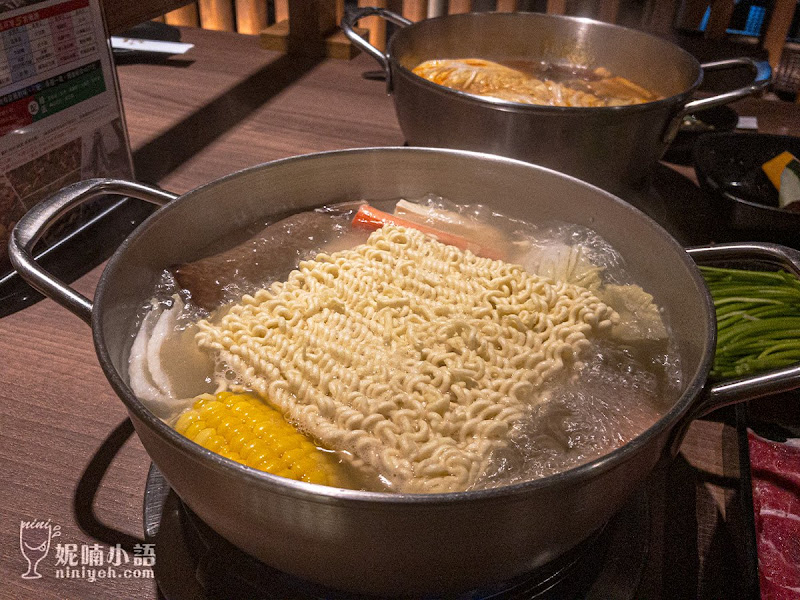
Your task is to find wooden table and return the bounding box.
[2,27,799,600]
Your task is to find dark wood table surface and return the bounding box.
[2,26,800,600]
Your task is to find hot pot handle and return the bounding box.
[341,7,412,90]
[8,178,177,325]
[685,242,800,420]
[679,58,772,117]
[662,58,771,143]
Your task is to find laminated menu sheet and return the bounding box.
[0,0,133,271]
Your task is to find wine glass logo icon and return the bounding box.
[19,519,61,579]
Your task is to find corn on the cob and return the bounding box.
[174,391,342,486]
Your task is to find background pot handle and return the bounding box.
[679,57,772,117]
[662,58,771,144]
[8,178,176,325]
[686,242,800,419]
[341,6,411,88]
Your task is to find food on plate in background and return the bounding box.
[747,429,800,599]
[127,197,682,493]
[761,151,800,212]
[412,59,661,107]
[700,266,800,378]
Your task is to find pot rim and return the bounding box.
[386,11,703,115]
[92,146,715,506]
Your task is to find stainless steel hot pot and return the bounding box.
[342,9,771,193]
[9,148,800,596]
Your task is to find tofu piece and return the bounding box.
[601,284,668,342]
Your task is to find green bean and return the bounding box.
[701,266,787,279]
[700,266,800,378]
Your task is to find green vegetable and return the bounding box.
[700,266,800,378]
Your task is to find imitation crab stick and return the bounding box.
[352,204,506,261]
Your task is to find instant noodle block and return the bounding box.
[195,225,617,493]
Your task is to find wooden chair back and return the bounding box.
[677,0,797,74]
[157,0,622,48]
[357,0,622,51]
[161,0,291,35]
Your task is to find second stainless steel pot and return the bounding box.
[342,9,771,194]
[9,148,800,595]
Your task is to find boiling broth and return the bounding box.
[412,58,661,107]
[128,196,681,493]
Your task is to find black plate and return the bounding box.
[692,132,800,248]
[663,105,739,165]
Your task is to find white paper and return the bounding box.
[110,37,193,55]
[737,116,759,130]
